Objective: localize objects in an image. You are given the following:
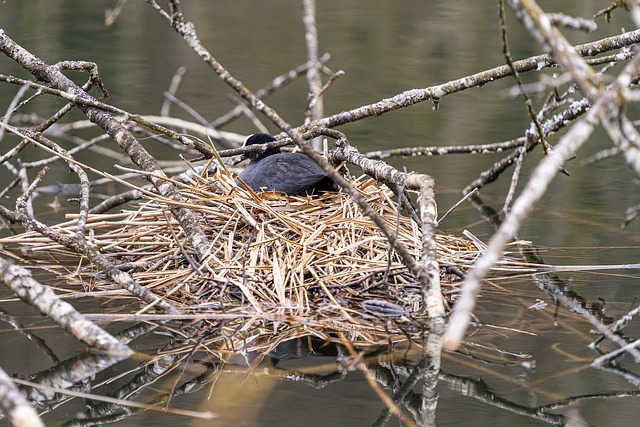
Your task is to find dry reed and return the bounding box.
[0,166,535,346]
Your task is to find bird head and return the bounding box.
[243,133,281,162]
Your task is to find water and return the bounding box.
[1,1,639,426]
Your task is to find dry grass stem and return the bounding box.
[0,166,531,348]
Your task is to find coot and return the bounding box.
[237,133,337,196]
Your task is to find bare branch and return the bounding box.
[0,258,131,353]
[0,365,44,427]
[444,0,640,350]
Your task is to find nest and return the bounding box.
[0,166,530,345]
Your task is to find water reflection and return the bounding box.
[1,269,636,427]
[1,1,640,426]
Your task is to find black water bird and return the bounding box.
[237,133,337,196]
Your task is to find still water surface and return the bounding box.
[0,1,639,426]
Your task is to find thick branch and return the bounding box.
[1,258,132,353]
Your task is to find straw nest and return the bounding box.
[0,166,528,344]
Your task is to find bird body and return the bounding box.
[237,134,337,196]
